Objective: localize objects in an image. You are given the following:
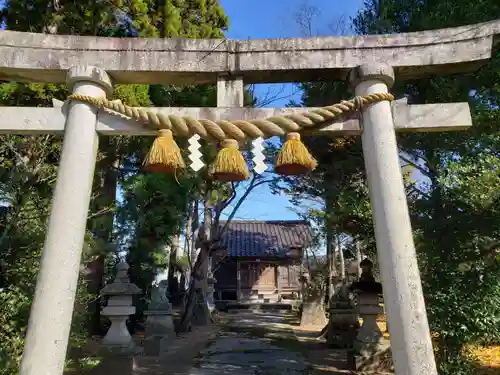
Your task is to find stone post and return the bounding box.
[100,261,141,352]
[350,63,438,375]
[19,66,112,375]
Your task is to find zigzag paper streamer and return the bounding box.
[251,137,267,174]
[188,134,204,172]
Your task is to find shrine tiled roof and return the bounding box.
[217,220,313,258]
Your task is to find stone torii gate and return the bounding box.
[0,19,498,375]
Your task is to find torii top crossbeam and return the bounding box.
[0,19,499,85]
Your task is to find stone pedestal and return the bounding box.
[102,314,135,349]
[100,262,141,354]
[144,310,175,338]
[327,296,359,349]
[352,292,389,371]
[143,311,175,356]
[354,293,384,353]
[143,280,176,356]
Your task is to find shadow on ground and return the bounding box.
[222,311,303,351]
[223,311,352,375]
[64,311,354,375]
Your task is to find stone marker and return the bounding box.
[100,261,141,353]
[143,279,175,356]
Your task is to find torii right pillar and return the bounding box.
[350,63,438,375]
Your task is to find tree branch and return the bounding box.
[218,175,274,238]
[219,182,237,211]
[399,153,433,178]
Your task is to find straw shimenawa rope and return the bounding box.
[67,93,394,140]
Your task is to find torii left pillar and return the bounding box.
[20,66,113,375]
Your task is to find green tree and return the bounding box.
[113,0,230,324]
[282,3,499,372]
[274,81,376,294]
[0,0,229,372]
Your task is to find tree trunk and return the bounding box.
[300,298,327,327]
[168,234,181,305]
[327,228,337,299]
[184,202,193,257]
[179,189,213,330]
[190,200,200,266]
[355,239,363,279]
[338,234,346,282]
[300,287,328,327]
[179,242,210,331]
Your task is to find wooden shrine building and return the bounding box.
[213,220,313,305]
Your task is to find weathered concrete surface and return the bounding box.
[0,99,472,136]
[0,19,498,84]
[19,66,110,375]
[354,63,438,374]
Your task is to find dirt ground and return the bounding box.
[65,312,499,375]
[65,322,223,375]
[65,311,350,375]
[295,332,352,374]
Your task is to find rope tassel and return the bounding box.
[143,129,185,174]
[275,132,317,175]
[209,139,250,181]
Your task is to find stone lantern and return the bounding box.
[350,258,388,370]
[100,261,141,352]
[327,284,360,348]
[143,279,175,356]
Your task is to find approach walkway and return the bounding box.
[68,311,351,375]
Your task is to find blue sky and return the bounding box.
[218,0,364,220]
